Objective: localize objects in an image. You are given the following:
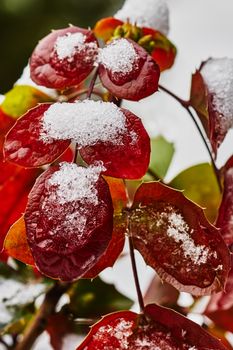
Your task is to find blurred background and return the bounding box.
[0,0,124,92]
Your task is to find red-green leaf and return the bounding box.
[190,59,233,156]
[3,216,34,265]
[77,304,227,349]
[30,26,98,90]
[99,38,160,101]
[24,162,113,281]
[216,156,233,246]
[130,182,230,295]
[93,17,123,41]
[80,107,151,179]
[141,27,176,71]
[4,104,70,167]
[83,177,127,278]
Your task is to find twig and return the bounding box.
[158,84,222,192]
[128,236,145,312]
[14,282,70,350]
[124,180,145,312]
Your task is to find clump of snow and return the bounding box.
[54,32,98,61]
[15,65,58,99]
[48,162,105,205]
[201,58,233,132]
[114,0,169,36]
[41,100,127,146]
[156,207,216,265]
[98,39,138,74]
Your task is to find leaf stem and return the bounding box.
[158,84,222,192]
[128,236,145,312]
[124,180,145,312]
[86,67,99,99]
[14,282,70,350]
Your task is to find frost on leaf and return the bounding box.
[130,182,230,296]
[190,58,233,156]
[30,27,98,90]
[77,304,227,350]
[99,38,160,101]
[216,156,233,247]
[114,0,169,36]
[24,162,113,281]
[4,104,70,167]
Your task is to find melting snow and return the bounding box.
[98,39,138,74]
[201,58,233,132]
[48,162,105,205]
[41,100,127,146]
[114,0,169,35]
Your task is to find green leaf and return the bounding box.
[68,277,133,319]
[1,85,53,119]
[148,135,175,179]
[170,163,221,223]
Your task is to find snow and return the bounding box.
[55,32,86,59]
[0,95,5,104]
[98,39,138,74]
[41,100,127,146]
[201,58,233,132]
[114,0,169,35]
[0,279,45,325]
[155,207,216,265]
[54,32,98,61]
[48,162,105,205]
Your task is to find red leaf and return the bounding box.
[30,27,98,90]
[80,108,150,179]
[77,304,227,349]
[216,156,233,247]
[0,159,40,255]
[205,260,233,333]
[4,104,70,167]
[83,177,127,278]
[130,182,230,295]
[24,162,113,281]
[99,38,160,101]
[190,59,233,156]
[3,216,34,265]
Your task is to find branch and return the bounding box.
[14,282,70,350]
[158,84,222,192]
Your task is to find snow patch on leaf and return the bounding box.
[48,162,105,205]
[98,39,139,74]
[165,210,215,265]
[41,100,127,146]
[201,58,233,148]
[54,32,98,61]
[114,0,169,35]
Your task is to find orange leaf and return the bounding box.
[94,17,123,41]
[4,216,35,266]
